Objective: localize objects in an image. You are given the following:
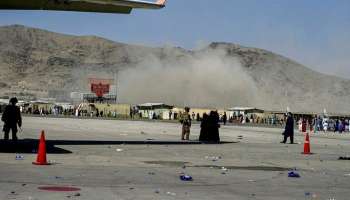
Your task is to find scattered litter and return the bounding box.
[221,167,228,174]
[344,173,350,177]
[179,174,193,181]
[338,156,350,160]
[140,131,147,135]
[166,192,176,196]
[205,156,222,162]
[74,193,81,197]
[116,149,124,152]
[154,189,160,194]
[22,184,27,186]
[147,138,155,141]
[54,176,63,179]
[248,180,256,182]
[129,187,134,190]
[107,145,112,149]
[49,160,57,164]
[288,171,300,178]
[148,172,155,175]
[10,191,16,195]
[15,154,24,160]
[182,165,186,169]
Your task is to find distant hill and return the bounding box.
[0,25,349,113]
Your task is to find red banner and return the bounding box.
[91,83,110,97]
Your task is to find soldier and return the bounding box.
[179,107,192,140]
[2,97,22,141]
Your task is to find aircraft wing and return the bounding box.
[0,0,166,14]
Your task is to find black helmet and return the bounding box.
[9,97,18,104]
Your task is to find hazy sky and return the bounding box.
[0,0,349,78]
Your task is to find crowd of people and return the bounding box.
[298,117,350,133]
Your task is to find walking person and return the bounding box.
[1,97,22,141]
[281,112,294,144]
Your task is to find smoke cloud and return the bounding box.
[117,48,260,108]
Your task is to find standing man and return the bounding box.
[222,112,227,125]
[281,112,294,144]
[1,97,22,141]
[180,107,192,140]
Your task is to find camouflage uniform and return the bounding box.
[180,110,191,140]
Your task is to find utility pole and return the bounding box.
[114,69,118,103]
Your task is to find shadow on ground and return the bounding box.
[0,139,237,154]
[0,139,72,154]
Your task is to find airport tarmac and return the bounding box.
[0,116,349,200]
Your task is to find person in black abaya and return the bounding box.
[281,112,294,144]
[208,111,220,143]
[199,113,209,141]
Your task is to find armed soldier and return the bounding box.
[2,97,22,141]
[179,107,192,140]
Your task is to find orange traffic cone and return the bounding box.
[302,132,311,154]
[33,130,50,165]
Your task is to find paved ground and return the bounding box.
[0,116,349,200]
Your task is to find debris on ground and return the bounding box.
[338,156,350,160]
[148,172,155,175]
[166,192,176,196]
[154,189,160,194]
[288,171,300,178]
[15,154,24,160]
[74,193,81,197]
[180,173,193,181]
[116,148,124,152]
[205,156,222,162]
[140,131,147,135]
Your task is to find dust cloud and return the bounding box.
[117,48,260,108]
